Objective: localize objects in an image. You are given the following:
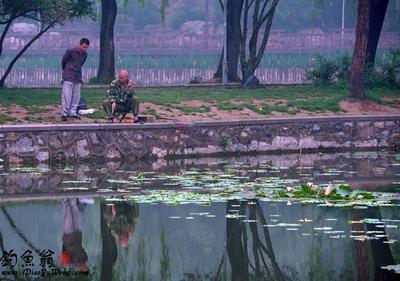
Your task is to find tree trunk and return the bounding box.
[97,0,117,83]
[366,0,389,65]
[213,0,243,81]
[349,0,370,100]
[0,23,55,88]
[240,0,279,83]
[226,200,249,281]
[100,203,118,281]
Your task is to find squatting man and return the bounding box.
[103,69,140,123]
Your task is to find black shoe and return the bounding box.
[61,116,68,121]
[71,115,81,120]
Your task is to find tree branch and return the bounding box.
[218,0,224,12]
[260,0,278,24]
[0,20,56,87]
[259,0,271,22]
[0,18,13,57]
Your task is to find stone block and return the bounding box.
[15,135,35,155]
[76,139,90,158]
[152,147,168,158]
[373,121,385,129]
[106,146,122,159]
[49,134,63,150]
[312,124,320,132]
[35,150,49,162]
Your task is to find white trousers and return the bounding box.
[61,81,81,117]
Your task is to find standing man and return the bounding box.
[61,38,90,121]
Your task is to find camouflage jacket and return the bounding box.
[106,79,136,104]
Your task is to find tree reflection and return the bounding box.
[224,199,286,281]
[351,207,398,281]
[100,201,139,281]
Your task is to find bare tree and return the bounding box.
[240,0,280,82]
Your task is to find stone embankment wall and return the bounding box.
[0,116,398,163]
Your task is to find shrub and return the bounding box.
[307,50,400,88]
[366,49,400,88]
[305,54,351,85]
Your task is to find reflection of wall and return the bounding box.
[0,150,399,197]
[1,200,399,280]
[0,116,399,164]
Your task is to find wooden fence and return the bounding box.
[0,67,307,87]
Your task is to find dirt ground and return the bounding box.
[2,98,399,125]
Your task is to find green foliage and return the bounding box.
[0,85,397,124]
[170,1,205,29]
[25,106,48,114]
[118,0,161,29]
[277,183,376,201]
[0,0,95,26]
[174,105,210,114]
[0,113,16,123]
[365,49,400,89]
[287,95,343,112]
[306,54,351,85]
[272,0,357,32]
[307,49,400,89]
[217,102,245,111]
[25,116,44,122]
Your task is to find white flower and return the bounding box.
[324,185,334,196]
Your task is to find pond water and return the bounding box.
[0,150,400,280]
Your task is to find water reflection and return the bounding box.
[225,199,285,281]
[61,199,89,272]
[100,201,139,281]
[0,151,399,198]
[0,198,399,280]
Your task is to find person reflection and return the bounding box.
[103,202,139,248]
[100,201,139,281]
[60,198,90,273]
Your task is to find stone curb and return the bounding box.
[0,115,399,133]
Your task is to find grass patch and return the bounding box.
[25,116,44,123]
[217,102,245,111]
[174,105,211,113]
[84,110,106,119]
[0,114,17,123]
[143,108,157,116]
[365,88,400,106]
[287,95,344,112]
[0,88,60,106]
[0,85,398,123]
[25,106,49,114]
[244,103,291,115]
